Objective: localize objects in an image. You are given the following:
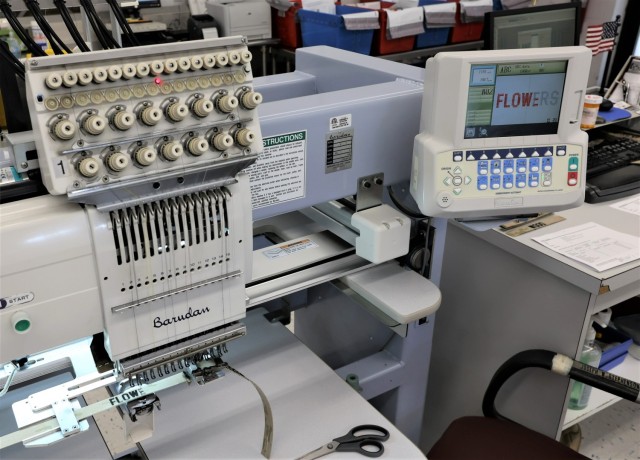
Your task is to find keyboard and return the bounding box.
[585,136,640,203]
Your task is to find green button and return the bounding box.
[15,319,30,332]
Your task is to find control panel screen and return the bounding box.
[464,60,567,139]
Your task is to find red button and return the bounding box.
[567,172,578,186]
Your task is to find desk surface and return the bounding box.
[459,195,640,294]
[1,309,423,459]
[139,308,425,459]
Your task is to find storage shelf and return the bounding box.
[563,353,640,429]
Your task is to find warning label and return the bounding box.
[247,131,306,210]
[262,238,318,259]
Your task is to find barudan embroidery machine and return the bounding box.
[0,37,591,458]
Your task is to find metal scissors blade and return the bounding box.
[296,442,338,460]
[296,425,389,460]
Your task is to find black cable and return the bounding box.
[26,0,72,54]
[80,0,120,49]
[0,2,43,55]
[567,358,640,403]
[105,0,139,46]
[0,40,25,79]
[387,185,427,219]
[482,349,640,423]
[77,0,111,49]
[482,349,555,421]
[23,0,66,54]
[54,0,90,52]
[0,0,46,56]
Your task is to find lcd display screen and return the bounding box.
[464,60,568,139]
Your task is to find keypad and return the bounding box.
[443,145,579,195]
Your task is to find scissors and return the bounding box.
[297,424,390,459]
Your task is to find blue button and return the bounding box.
[478,161,489,175]
[490,175,501,190]
[503,159,514,173]
[516,174,527,188]
[477,176,488,190]
[528,173,540,187]
[542,157,553,172]
[491,160,501,174]
[529,158,540,172]
[502,174,514,189]
[516,159,527,172]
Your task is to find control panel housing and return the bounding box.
[25,37,263,207]
[410,47,591,218]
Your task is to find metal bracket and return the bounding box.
[127,394,161,422]
[355,173,384,212]
[51,398,81,438]
[192,359,226,385]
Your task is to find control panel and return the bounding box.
[427,143,583,212]
[24,37,263,206]
[410,47,592,218]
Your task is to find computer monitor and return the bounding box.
[410,47,592,218]
[484,2,580,51]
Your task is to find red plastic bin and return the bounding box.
[447,0,483,43]
[360,1,416,55]
[272,3,303,49]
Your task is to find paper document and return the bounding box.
[386,7,424,39]
[302,0,335,14]
[423,2,456,27]
[610,195,640,216]
[532,222,640,272]
[342,11,380,30]
[459,0,493,23]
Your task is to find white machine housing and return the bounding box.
[206,0,272,41]
[410,46,592,218]
[87,175,252,362]
[0,197,103,362]
[10,37,263,368]
[24,37,262,202]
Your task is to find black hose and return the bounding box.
[78,0,110,49]
[32,2,72,53]
[482,349,640,423]
[105,0,139,46]
[23,0,68,54]
[0,40,25,79]
[0,0,46,56]
[54,0,90,52]
[482,349,556,420]
[80,0,120,48]
[568,360,640,403]
[0,3,42,55]
[387,185,426,219]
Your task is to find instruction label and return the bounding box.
[262,238,318,260]
[326,129,353,173]
[247,131,307,210]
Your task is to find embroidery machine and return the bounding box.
[0,36,591,457]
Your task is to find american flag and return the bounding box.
[585,19,619,56]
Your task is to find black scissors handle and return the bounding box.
[333,425,390,458]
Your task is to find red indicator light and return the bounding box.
[154,77,162,85]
